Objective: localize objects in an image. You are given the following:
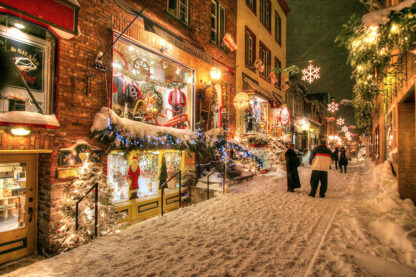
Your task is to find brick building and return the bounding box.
[361,0,416,203]
[0,0,237,262]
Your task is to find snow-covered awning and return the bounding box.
[0,111,60,128]
[91,107,197,145]
[362,0,415,27]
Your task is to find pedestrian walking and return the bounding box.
[285,143,301,192]
[332,147,339,170]
[339,147,349,173]
[308,139,333,198]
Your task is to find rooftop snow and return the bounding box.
[362,0,415,27]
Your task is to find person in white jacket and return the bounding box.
[308,139,333,198]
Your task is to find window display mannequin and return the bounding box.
[128,157,141,200]
[168,88,187,115]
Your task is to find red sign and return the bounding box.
[279,107,290,125]
[0,0,79,36]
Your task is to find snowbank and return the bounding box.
[362,0,416,26]
[91,107,197,142]
[0,111,59,127]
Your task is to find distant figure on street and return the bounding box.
[285,143,301,192]
[339,147,349,173]
[332,147,339,170]
[309,139,333,198]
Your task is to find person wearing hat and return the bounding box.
[309,139,333,198]
[128,157,141,200]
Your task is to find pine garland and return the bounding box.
[336,4,416,133]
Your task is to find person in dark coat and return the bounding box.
[285,143,301,192]
[339,147,349,173]
[332,147,339,170]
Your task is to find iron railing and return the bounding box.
[206,171,216,200]
[75,183,98,237]
[160,171,181,216]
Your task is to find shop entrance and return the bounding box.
[0,154,37,265]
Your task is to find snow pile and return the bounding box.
[205,128,224,143]
[91,107,197,142]
[362,0,416,27]
[0,111,59,127]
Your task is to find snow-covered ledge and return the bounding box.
[0,111,60,128]
[362,0,415,27]
[91,107,197,142]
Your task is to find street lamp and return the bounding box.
[210,67,221,81]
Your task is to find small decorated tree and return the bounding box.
[159,155,168,188]
[50,157,120,253]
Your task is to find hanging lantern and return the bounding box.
[302,60,320,84]
[233,92,250,110]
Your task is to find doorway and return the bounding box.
[0,154,37,265]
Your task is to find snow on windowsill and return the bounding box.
[0,111,60,128]
[362,0,416,27]
[91,107,197,142]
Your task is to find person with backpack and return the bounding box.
[339,147,349,173]
[309,139,333,198]
[285,143,301,192]
[332,147,339,170]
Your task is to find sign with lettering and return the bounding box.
[0,35,44,91]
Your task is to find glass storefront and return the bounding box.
[111,35,194,129]
[243,95,270,134]
[0,162,26,233]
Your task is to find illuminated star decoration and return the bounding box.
[328,100,339,113]
[342,126,349,133]
[337,118,345,125]
[302,61,320,84]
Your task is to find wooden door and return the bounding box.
[0,154,37,265]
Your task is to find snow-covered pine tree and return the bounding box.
[50,158,120,253]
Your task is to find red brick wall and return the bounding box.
[1,0,237,252]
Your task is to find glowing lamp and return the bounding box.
[14,23,25,29]
[210,67,221,81]
[159,39,171,53]
[11,127,30,136]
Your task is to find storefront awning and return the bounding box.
[0,0,80,39]
[242,75,283,104]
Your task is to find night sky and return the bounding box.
[286,0,367,126]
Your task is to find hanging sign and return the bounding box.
[279,107,290,125]
[233,92,250,110]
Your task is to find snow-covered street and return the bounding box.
[2,160,416,277]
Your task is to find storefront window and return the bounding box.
[244,96,269,134]
[0,15,56,114]
[0,162,26,232]
[108,150,183,204]
[111,35,194,129]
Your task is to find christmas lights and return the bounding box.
[328,101,339,113]
[302,61,320,84]
[337,118,345,125]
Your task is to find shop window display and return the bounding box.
[111,36,194,129]
[108,150,182,204]
[244,96,269,134]
[0,15,56,114]
[0,162,26,233]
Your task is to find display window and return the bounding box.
[107,150,184,204]
[244,95,270,134]
[111,35,194,129]
[0,15,57,115]
[0,162,26,232]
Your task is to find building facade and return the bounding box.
[363,0,416,203]
[0,0,237,262]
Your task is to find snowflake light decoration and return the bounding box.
[337,118,345,125]
[328,101,339,113]
[302,61,320,84]
[342,126,349,133]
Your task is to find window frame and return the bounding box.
[259,41,271,82]
[275,11,281,45]
[210,0,226,48]
[167,0,190,26]
[274,57,282,89]
[245,26,256,71]
[246,0,256,15]
[260,0,271,32]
